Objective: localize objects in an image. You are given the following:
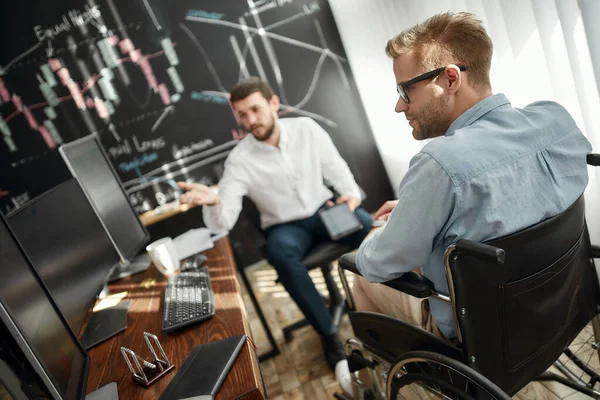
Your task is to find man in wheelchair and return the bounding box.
[336,11,599,400]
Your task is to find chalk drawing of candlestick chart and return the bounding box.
[0,0,363,215]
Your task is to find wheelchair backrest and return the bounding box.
[449,194,600,395]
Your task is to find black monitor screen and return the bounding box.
[0,214,88,399]
[60,135,149,262]
[7,179,119,336]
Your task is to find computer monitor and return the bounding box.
[7,179,120,336]
[59,134,151,281]
[0,213,88,399]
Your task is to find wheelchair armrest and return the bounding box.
[592,244,600,259]
[588,153,600,166]
[338,253,435,298]
[339,253,361,275]
[455,239,505,264]
[383,272,435,298]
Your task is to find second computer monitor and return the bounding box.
[59,134,150,277]
[7,179,120,336]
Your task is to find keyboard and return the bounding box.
[162,265,215,332]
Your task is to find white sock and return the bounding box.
[335,359,354,396]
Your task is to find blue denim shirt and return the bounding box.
[356,94,592,338]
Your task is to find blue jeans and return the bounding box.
[264,204,373,336]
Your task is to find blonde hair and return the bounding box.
[386,11,493,90]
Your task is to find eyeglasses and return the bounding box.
[396,65,467,104]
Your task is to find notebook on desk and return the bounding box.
[80,301,130,350]
[158,335,247,400]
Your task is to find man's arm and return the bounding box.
[310,119,362,210]
[178,159,248,232]
[356,152,456,282]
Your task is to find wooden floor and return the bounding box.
[242,261,597,399]
[242,261,355,399]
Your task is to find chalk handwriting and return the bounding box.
[186,9,224,20]
[191,91,228,104]
[173,139,214,159]
[11,192,30,209]
[133,135,166,153]
[118,152,159,173]
[107,139,132,159]
[155,190,179,205]
[33,5,101,42]
[129,191,144,206]
[133,199,152,214]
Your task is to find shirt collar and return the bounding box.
[278,121,289,150]
[247,121,286,151]
[445,93,511,137]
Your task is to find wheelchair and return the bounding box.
[336,153,600,399]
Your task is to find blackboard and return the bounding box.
[0,0,392,216]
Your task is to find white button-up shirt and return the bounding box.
[203,117,362,231]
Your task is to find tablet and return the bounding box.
[318,204,363,240]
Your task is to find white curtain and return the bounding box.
[329,0,600,243]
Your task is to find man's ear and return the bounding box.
[444,64,462,94]
[269,94,280,111]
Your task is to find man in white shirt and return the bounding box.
[177,77,372,379]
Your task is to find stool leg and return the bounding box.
[322,263,346,327]
[283,319,311,342]
[322,263,343,306]
[239,268,280,361]
[331,301,346,327]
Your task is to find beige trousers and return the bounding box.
[351,274,444,338]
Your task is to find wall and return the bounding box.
[328,0,421,193]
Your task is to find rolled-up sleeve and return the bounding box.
[356,152,456,282]
[202,158,248,232]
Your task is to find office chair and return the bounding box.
[335,153,600,399]
[241,196,354,343]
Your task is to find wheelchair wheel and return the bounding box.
[553,321,600,397]
[386,350,510,400]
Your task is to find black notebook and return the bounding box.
[81,301,129,350]
[159,335,247,400]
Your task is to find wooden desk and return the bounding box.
[138,203,194,227]
[85,237,265,400]
[139,184,218,227]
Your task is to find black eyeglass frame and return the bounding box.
[397,65,468,103]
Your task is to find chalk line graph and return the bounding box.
[1,0,365,215]
[180,1,351,128]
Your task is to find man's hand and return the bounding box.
[374,200,398,221]
[177,182,220,206]
[326,195,361,212]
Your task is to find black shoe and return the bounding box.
[322,333,345,371]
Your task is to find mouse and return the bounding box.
[181,254,208,271]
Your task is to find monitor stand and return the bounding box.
[107,253,151,282]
